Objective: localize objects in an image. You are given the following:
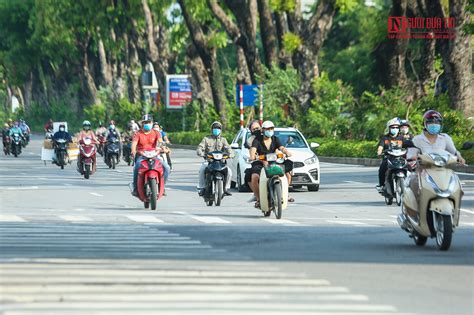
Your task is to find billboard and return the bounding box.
[166,75,192,109]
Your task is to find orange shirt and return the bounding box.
[133,130,162,152]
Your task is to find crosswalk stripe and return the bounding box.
[126,215,164,223]
[261,218,299,225]
[0,215,25,222]
[326,220,368,225]
[58,215,92,222]
[189,215,231,224]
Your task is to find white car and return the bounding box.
[229,127,320,192]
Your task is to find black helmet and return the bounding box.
[142,114,153,123]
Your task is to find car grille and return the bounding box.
[293,162,305,168]
[292,173,312,183]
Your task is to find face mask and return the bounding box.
[264,130,274,138]
[59,127,65,132]
[252,129,261,136]
[84,126,90,131]
[426,124,441,135]
[389,128,399,136]
[400,127,409,135]
[109,125,115,130]
[212,128,221,136]
[153,127,160,131]
[143,123,152,131]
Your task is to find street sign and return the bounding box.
[235,84,259,107]
[166,75,192,109]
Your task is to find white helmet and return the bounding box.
[262,120,275,129]
[386,117,400,128]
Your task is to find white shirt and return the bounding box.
[412,132,458,155]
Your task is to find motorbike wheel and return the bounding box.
[395,178,404,206]
[413,231,428,246]
[149,178,158,210]
[273,183,283,219]
[112,156,116,169]
[215,179,223,206]
[84,165,91,179]
[435,214,452,251]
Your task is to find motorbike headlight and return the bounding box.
[433,156,447,167]
[266,153,277,162]
[305,155,318,165]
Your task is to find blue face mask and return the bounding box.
[143,123,152,131]
[426,124,441,135]
[212,128,221,136]
[389,128,399,136]
[264,130,274,138]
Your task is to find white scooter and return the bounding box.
[258,152,289,219]
[398,150,463,251]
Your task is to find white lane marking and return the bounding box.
[462,222,474,226]
[0,215,26,222]
[461,208,474,214]
[261,218,299,225]
[89,192,103,197]
[126,215,164,223]
[173,212,230,224]
[326,220,368,225]
[5,186,38,190]
[63,183,72,186]
[343,180,365,185]
[38,177,48,180]
[190,215,230,224]
[58,215,93,222]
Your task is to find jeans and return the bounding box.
[133,156,170,192]
[198,162,232,190]
[378,158,388,186]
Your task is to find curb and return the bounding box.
[318,156,474,174]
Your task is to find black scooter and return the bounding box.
[203,151,229,206]
[382,145,408,206]
[104,137,120,169]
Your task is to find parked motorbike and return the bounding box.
[257,153,289,219]
[135,150,165,210]
[54,138,69,169]
[104,137,120,169]
[3,136,11,155]
[97,133,106,156]
[398,151,463,251]
[10,133,22,158]
[202,151,229,206]
[78,137,96,179]
[122,140,133,166]
[381,145,408,206]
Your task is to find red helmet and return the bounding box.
[423,110,442,127]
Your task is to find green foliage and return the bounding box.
[208,31,228,49]
[270,0,296,12]
[19,100,78,132]
[282,32,302,54]
[301,72,354,138]
[309,137,378,158]
[335,0,358,13]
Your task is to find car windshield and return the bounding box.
[275,131,307,148]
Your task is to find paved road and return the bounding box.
[1,136,473,315]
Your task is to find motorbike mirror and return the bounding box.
[230,143,240,149]
[310,142,320,149]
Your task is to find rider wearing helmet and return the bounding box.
[411,110,465,164]
[399,119,413,140]
[130,114,164,196]
[248,121,293,208]
[130,120,140,132]
[104,122,122,162]
[2,123,10,153]
[196,121,234,197]
[77,120,98,172]
[53,123,72,143]
[95,121,107,138]
[376,117,404,192]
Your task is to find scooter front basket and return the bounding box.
[265,165,284,178]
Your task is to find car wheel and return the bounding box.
[307,185,319,192]
[237,165,249,192]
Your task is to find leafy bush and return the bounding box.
[18,100,79,132]
[308,137,377,158]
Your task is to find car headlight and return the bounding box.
[305,155,318,165]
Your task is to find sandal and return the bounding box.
[288,197,295,203]
[254,201,260,209]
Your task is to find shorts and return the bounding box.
[245,160,294,183]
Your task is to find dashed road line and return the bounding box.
[126,215,164,223]
[58,215,93,222]
[461,208,474,214]
[0,215,26,222]
[326,220,369,226]
[261,218,300,225]
[89,192,103,197]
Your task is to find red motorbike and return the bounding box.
[97,134,106,156]
[78,137,96,179]
[136,149,165,210]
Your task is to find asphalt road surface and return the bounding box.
[1,136,473,315]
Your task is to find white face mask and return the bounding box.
[59,127,65,132]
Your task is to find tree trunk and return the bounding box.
[438,0,472,116]
[294,0,336,111]
[372,0,409,89]
[186,43,213,106]
[237,46,252,84]
[274,11,293,68]
[257,0,278,68]
[178,0,227,121]
[80,40,100,106]
[97,32,113,87]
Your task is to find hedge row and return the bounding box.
[168,132,473,164]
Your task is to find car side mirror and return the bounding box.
[310,142,320,149]
[230,143,240,150]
